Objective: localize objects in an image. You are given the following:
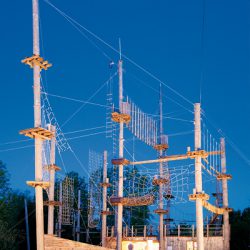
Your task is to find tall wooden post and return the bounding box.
[20,0,53,248]
[102,150,108,247]
[117,58,124,250]
[58,182,63,237]
[76,189,81,242]
[158,84,164,250]
[194,103,204,250]
[33,0,44,248]
[48,125,56,235]
[220,138,230,250]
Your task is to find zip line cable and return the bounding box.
[199,0,206,105]
[124,70,193,114]
[43,0,194,107]
[60,72,118,128]
[202,112,250,166]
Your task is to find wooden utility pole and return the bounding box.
[117,53,124,250]
[194,103,204,250]
[58,181,63,237]
[76,189,81,242]
[24,199,31,250]
[33,0,44,248]
[101,150,108,247]
[158,84,165,250]
[47,125,59,235]
[20,0,53,249]
[220,138,230,250]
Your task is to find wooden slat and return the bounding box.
[26,181,50,189]
[20,127,54,140]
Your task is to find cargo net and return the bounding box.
[42,139,51,184]
[88,150,103,228]
[61,176,74,225]
[118,163,193,206]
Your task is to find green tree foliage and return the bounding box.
[230,207,250,250]
[0,161,35,250]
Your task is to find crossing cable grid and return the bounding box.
[123,143,192,204]
[43,0,194,108]
[67,147,134,234]
[124,70,193,114]
[202,110,250,167]
[60,72,118,128]
[199,0,206,105]
[41,91,194,124]
[0,126,107,153]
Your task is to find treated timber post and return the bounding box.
[58,182,62,237]
[117,54,124,250]
[48,125,56,235]
[76,189,81,242]
[102,150,108,247]
[221,138,230,250]
[158,84,165,250]
[194,103,204,250]
[33,0,44,249]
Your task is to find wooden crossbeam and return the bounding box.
[20,127,54,140]
[129,150,222,166]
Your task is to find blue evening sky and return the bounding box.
[0,0,249,221]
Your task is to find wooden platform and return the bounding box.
[44,164,61,171]
[44,235,113,250]
[22,55,52,70]
[44,200,62,206]
[20,127,54,140]
[216,174,232,180]
[26,181,50,189]
[189,193,209,201]
[110,194,154,206]
[152,177,168,185]
[153,143,169,151]
[111,112,131,123]
[154,209,168,214]
[111,158,130,166]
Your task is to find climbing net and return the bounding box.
[88,150,103,228]
[55,176,75,225]
[121,164,193,205]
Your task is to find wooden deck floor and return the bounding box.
[45,235,114,250]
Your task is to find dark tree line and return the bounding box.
[1,159,249,249]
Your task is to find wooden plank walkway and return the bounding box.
[45,235,114,250]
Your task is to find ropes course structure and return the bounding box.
[14,1,235,250]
